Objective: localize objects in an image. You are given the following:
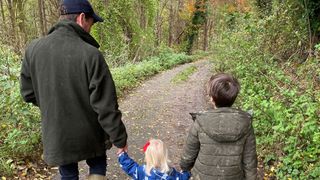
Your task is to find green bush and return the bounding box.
[111,50,193,96]
[0,47,41,176]
[91,0,157,66]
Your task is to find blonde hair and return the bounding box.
[145,139,170,175]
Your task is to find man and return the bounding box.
[20,0,128,179]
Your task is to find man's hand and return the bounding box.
[116,144,128,155]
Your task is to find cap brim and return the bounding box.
[93,13,103,23]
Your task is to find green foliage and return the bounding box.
[111,50,193,96]
[171,65,198,83]
[91,0,157,66]
[211,5,320,179]
[185,0,209,54]
[261,1,307,60]
[255,0,320,56]
[0,47,41,175]
[256,0,320,37]
[189,50,212,61]
[255,0,272,15]
[315,43,320,51]
[299,0,320,34]
[0,158,14,177]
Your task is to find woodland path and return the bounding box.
[52,59,212,179]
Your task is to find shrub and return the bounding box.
[0,47,41,176]
[111,51,193,96]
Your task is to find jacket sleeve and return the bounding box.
[88,52,127,148]
[242,125,258,180]
[118,152,140,180]
[180,120,201,171]
[179,171,191,180]
[20,55,38,106]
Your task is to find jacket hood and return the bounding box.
[192,108,252,142]
[48,20,100,48]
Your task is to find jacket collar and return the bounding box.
[48,20,100,48]
[149,167,175,179]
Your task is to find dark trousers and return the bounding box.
[59,155,107,180]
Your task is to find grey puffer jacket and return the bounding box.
[180,108,257,180]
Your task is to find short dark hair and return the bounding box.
[59,14,79,22]
[207,73,240,107]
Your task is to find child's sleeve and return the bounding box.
[180,121,201,171]
[180,170,191,180]
[118,152,141,179]
[242,125,258,180]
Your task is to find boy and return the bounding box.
[180,73,257,180]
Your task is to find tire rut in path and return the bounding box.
[52,59,212,179]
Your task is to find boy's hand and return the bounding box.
[117,144,128,155]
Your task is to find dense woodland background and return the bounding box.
[0,0,319,179]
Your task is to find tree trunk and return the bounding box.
[33,8,39,36]
[0,0,6,37]
[38,0,45,36]
[155,1,162,46]
[0,0,5,25]
[139,1,146,29]
[6,0,16,36]
[47,0,60,26]
[42,0,48,34]
[186,0,208,54]
[208,18,214,50]
[168,0,174,47]
[175,0,185,44]
[16,0,27,48]
[203,19,209,51]
[155,0,169,46]
[6,0,18,50]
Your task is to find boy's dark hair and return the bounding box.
[207,73,240,107]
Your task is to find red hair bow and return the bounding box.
[143,140,150,152]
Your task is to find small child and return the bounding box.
[180,73,258,180]
[118,139,191,180]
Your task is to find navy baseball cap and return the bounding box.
[60,0,104,23]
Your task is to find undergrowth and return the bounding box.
[112,49,194,96]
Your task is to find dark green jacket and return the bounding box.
[20,20,127,166]
[180,108,257,180]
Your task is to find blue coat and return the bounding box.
[119,152,190,180]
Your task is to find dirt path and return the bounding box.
[52,59,212,179]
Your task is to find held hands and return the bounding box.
[116,144,128,155]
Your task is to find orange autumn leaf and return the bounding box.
[187,0,196,14]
